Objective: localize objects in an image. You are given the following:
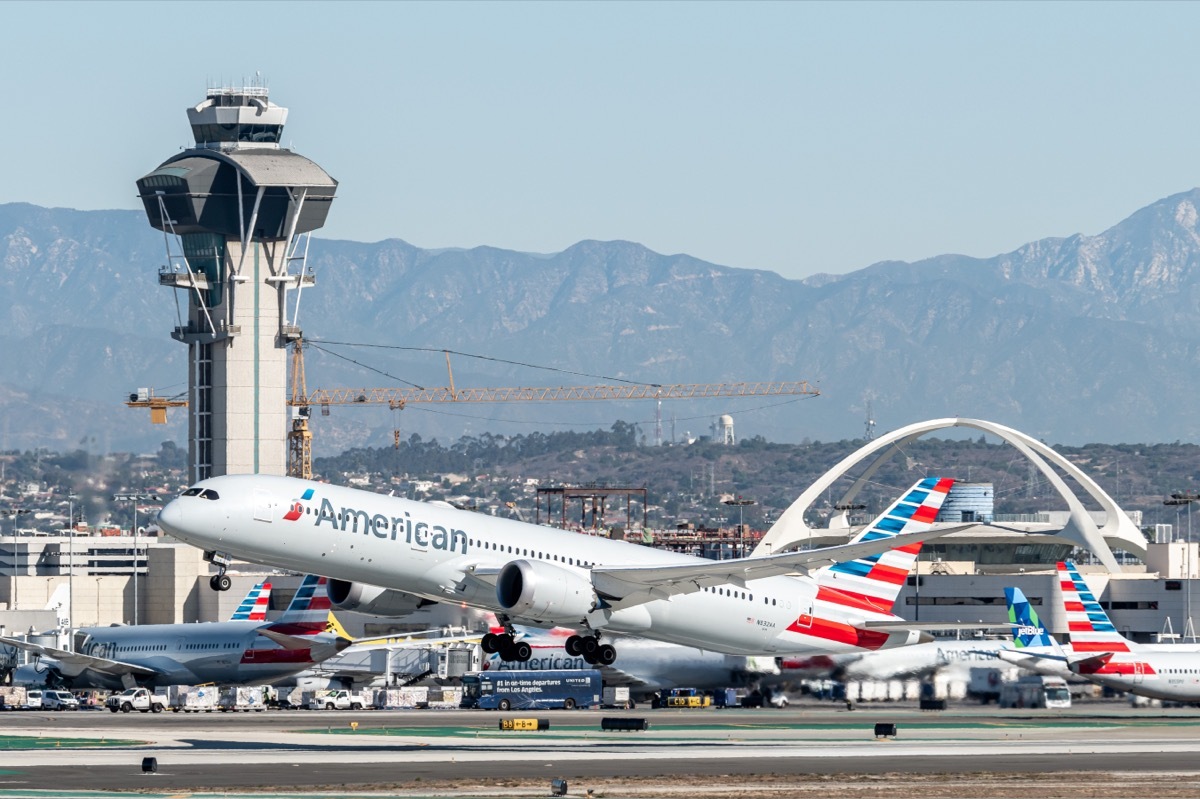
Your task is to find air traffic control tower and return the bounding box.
[137,86,336,481]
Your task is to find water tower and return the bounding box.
[136,84,337,481]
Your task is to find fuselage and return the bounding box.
[1074,650,1200,701]
[159,475,925,658]
[52,621,334,690]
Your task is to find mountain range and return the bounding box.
[4,189,1200,455]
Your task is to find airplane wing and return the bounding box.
[590,524,975,610]
[0,636,159,679]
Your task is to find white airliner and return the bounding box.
[157,475,973,663]
[2,575,349,690]
[1046,560,1200,702]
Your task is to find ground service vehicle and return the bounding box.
[999,675,1071,709]
[460,669,601,710]
[21,689,45,710]
[106,687,167,713]
[656,687,712,708]
[307,689,367,710]
[42,690,80,710]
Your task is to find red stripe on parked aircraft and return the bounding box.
[240,648,315,665]
[1063,602,1086,612]
[1070,641,1130,652]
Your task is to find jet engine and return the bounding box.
[496,560,596,623]
[326,580,432,617]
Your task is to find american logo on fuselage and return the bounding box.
[293,491,469,554]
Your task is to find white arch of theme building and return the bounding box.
[752,417,1146,573]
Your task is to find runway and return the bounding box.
[5,702,1200,797]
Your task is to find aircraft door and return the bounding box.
[1133,661,1145,684]
[253,490,273,523]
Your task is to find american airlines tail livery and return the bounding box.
[3,575,349,690]
[159,475,968,662]
[1054,560,1200,701]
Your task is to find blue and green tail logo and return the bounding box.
[1006,586,1055,648]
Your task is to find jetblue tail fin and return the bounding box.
[1005,586,1056,648]
[271,575,333,635]
[816,477,955,613]
[229,579,272,622]
[1057,560,1135,653]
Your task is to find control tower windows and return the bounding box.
[191,123,283,145]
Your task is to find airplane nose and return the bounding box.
[157,500,185,536]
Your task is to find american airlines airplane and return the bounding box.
[2,575,350,690]
[1047,560,1200,702]
[157,475,971,662]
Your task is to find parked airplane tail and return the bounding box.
[1005,586,1057,648]
[270,575,333,635]
[229,579,272,622]
[815,477,955,613]
[1058,560,1134,653]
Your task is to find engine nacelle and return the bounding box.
[326,580,430,617]
[496,560,596,623]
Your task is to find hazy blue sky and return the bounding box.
[3,1,1197,279]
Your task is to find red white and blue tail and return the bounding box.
[270,575,333,635]
[229,579,271,622]
[1058,560,1135,653]
[816,477,955,613]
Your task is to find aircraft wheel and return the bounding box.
[481,633,500,654]
[498,698,512,711]
[580,637,599,657]
[213,574,232,592]
[596,644,617,666]
[498,643,517,662]
[512,642,532,662]
[564,635,582,656]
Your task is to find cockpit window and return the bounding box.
[181,487,220,500]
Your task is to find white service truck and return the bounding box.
[308,689,368,710]
[106,687,168,713]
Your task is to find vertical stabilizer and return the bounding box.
[817,477,955,613]
[1058,561,1134,653]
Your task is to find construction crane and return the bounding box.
[285,340,819,479]
[125,388,188,425]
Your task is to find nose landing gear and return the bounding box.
[204,550,233,592]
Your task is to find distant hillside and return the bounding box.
[6,189,1200,452]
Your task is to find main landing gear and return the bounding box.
[565,634,617,666]
[481,631,533,662]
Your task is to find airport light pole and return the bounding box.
[3,509,31,611]
[723,497,756,558]
[1165,493,1199,641]
[113,493,157,625]
[66,493,78,650]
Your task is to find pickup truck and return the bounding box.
[308,689,367,710]
[105,687,167,714]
